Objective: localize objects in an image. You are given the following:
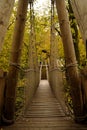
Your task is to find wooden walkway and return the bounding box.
[3,80,87,130]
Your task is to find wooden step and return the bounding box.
[3,80,87,130]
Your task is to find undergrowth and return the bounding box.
[63,77,73,113]
[15,78,25,117]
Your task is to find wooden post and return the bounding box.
[71,0,87,46]
[3,0,28,124]
[0,70,6,124]
[25,1,39,111]
[81,67,87,111]
[0,0,15,51]
[56,0,84,122]
[68,0,80,64]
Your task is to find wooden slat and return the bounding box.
[3,80,87,130]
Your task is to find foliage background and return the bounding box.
[0,0,86,115]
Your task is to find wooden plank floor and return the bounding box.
[3,80,87,130]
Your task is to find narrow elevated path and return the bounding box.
[3,80,87,130]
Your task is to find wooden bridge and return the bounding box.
[2,78,87,130]
[1,0,87,129]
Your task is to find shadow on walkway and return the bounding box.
[3,80,87,130]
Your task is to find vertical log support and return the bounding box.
[25,0,39,111]
[0,70,6,124]
[49,0,57,89]
[3,0,28,124]
[81,67,87,112]
[0,0,15,51]
[50,0,57,68]
[56,0,84,122]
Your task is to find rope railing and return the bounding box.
[49,0,75,117]
[24,1,40,112]
[10,62,39,73]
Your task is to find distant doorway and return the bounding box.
[41,65,47,79]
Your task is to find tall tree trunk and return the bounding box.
[0,0,15,51]
[70,0,87,45]
[56,0,84,122]
[50,0,57,68]
[70,1,87,57]
[68,0,80,64]
[3,0,28,124]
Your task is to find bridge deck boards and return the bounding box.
[3,80,87,130]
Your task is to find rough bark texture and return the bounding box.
[3,0,28,124]
[56,0,84,122]
[70,0,87,45]
[50,0,57,68]
[81,67,87,112]
[0,0,15,51]
[25,2,39,111]
[0,70,6,124]
[68,0,80,64]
